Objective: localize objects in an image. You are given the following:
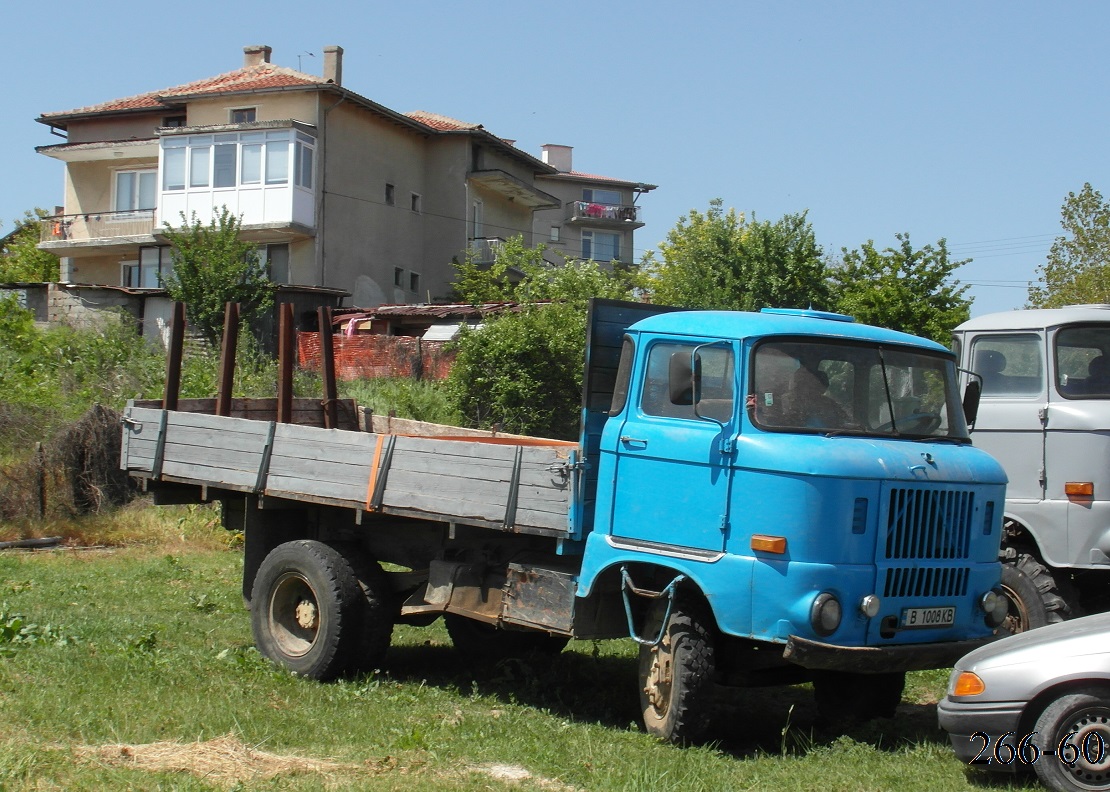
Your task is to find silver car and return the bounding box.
[938,611,1110,791]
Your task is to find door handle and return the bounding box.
[620,435,648,447]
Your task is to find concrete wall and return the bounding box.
[66,156,158,216]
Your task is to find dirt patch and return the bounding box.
[75,734,361,788]
[469,763,582,791]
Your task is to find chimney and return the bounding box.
[323,45,343,86]
[244,45,272,68]
[541,144,573,173]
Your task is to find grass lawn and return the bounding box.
[0,508,1040,791]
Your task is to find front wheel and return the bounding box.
[250,540,364,680]
[1033,687,1110,792]
[638,596,716,744]
[1000,553,1075,634]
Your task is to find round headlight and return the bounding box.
[810,592,842,636]
[982,587,1008,628]
[859,594,881,618]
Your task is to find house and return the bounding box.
[532,144,655,268]
[33,44,655,340]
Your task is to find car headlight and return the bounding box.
[952,671,986,697]
[810,592,842,636]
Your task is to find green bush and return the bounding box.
[338,378,457,425]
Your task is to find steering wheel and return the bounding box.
[875,412,942,434]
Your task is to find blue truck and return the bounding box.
[121,299,1008,742]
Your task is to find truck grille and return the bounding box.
[883,566,969,598]
[884,487,973,561]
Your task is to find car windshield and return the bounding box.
[749,338,970,441]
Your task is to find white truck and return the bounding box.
[953,305,1110,631]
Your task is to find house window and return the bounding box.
[114,169,157,212]
[411,193,421,213]
[385,183,396,206]
[409,272,420,294]
[394,267,404,287]
[123,246,173,288]
[583,188,622,205]
[582,230,620,262]
[294,131,314,189]
[262,243,289,283]
[213,135,237,189]
[550,226,560,243]
[230,108,257,124]
[161,129,313,192]
[472,200,483,238]
[162,115,186,128]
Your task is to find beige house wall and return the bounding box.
[318,102,430,307]
[64,114,166,145]
[186,94,319,126]
[66,156,158,216]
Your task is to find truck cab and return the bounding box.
[575,303,1007,738]
[953,305,1110,630]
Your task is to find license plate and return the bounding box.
[901,606,955,628]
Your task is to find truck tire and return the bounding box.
[250,540,364,680]
[1000,553,1073,634]
[444,614,569,659]
[638,596,716,744]
[812,671,905,725]
[340,547,395,674]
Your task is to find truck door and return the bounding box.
[606,339,735,553]
[967,332,1047,502]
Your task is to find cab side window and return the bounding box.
[640,342,734,421]
[970,335,1044,397]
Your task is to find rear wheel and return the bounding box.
[638,596,716,744]
[250,540,363,680]
[1000,552,1075,634]
[341,547,395,674]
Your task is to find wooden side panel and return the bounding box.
[266,424,378,505]
[122,403,576,536]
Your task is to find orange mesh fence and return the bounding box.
[297,332,456,381]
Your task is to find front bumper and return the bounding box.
[936,697,1026,768]
[782,634,1001,673]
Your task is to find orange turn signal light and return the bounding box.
[751,534,787,554]
[1066,482,1095,498]
[953,671,986,697]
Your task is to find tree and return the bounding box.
[446,238,635,439]
[643,199,829,311]
[161,208,273,346]
[1028,183,1110,308]
[0,209,60,283]
[829,233,971,344]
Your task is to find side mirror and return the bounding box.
[668,352,694,405]
[962,379,982,430]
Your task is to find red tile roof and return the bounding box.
[41,64,322,119]
[405,111,482,131]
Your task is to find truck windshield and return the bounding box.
[749,339,970,441]
[1055,324,1110,399]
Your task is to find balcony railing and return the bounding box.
[468,237,507,265]
[566,201,642,225]
[40,210,156,243]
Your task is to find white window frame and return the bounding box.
[582,229,621,262]
[113,168,157,213]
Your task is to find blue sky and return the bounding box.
[4,1,1107,317]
